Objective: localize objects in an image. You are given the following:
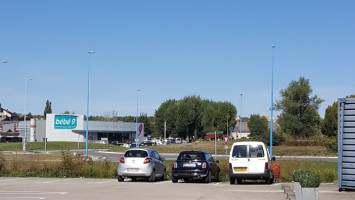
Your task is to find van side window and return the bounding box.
[249,145,264,158]
[232,145,247,158]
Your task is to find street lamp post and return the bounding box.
[136,90,141,147]
[23,78,32,152]
[86,50,94,157]
[240,93,243,137]
[270,45,276,157]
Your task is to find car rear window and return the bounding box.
[124,150,148,158]
[249,145,264,158]
[178,152,205,160]
[232,145,247,158]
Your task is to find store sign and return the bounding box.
[54,115,77,129]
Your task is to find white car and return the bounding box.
[117,148,166,182]
[228,141,275,184]
[175,138,182,144]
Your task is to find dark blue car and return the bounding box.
[172,151,221,183]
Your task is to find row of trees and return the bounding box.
[154,95,236,139]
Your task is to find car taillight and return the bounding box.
[202,162,207,169]
[144,158,152,164]
[265,162,268,170]
[120,157,125,164]
[173,162,177,168]
[229,163,232,170]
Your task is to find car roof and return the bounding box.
[179,151,207,154]
[126,148,154,152]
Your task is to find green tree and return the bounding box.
[275,77,324,138]
[43,100,52,119]
[321,94,355,138]
[139,113,153,136]
[248,114,268,137]
[321,102,338,137]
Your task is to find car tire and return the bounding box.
[204,171,211,183]
[148,170,155,182]
[117,176,124,182]
[172,176,178,183]
[160,170,166,181]
[215,170,221,182]
[266,177,274,184]
[230,177,235,184]
[131,177,137,182]
[237,179,242,184]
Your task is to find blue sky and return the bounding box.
[1,0,354,118]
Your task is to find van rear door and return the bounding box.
[248,144,267,173]
[230,144,249,173]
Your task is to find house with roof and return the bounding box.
[0,103,19,121]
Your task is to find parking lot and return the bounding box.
[0,177,352,200]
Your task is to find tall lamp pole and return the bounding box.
[23,78,32,152]
[136,89,141,147]
[270,45,276,157]
[86,50,94,157]
[240,93,243,137]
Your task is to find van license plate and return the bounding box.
[235,168,247,172]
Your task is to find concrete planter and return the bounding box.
[301,187,319,200]
[294,182,319,200]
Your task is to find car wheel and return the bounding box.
[237,179,242,184]
[160,170,166,181]
[230,177,235,184]
[204,171,211,183]
[148,171,155,182]
[215,170,221,182]
[266,177,274,184]
[131,177,137,182]
[172,176,178,183]
[117,176,124,182]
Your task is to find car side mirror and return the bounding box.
[161,157,165,161]
[215,160,219,164]
[272,157,276,161]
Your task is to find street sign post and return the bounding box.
[223,136,230,156]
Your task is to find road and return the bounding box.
[0,177,352,200]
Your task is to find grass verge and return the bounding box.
[0,154,337,183]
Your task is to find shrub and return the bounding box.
[293,169,308,182]
[325,137,337,152]
[293,169,320,188]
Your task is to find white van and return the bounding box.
[228,141,275,184]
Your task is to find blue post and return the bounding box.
[136,90,140,147]
[240,93,243,136]
[270,45,276,157]
[86,51,94,156]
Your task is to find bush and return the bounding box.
[293,169,308,182]
[293,169,320,188]
[325,137,337,152]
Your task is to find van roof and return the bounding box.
[231,141,265,146]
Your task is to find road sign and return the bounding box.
[223,136,229,145]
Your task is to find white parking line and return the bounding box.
[0,191,68,195]
[224,189,284,193]
[89,180,116,184]
[35,179,74,184]
[0,197,46,199]
[154,181,171,184]
[0,178,29,182]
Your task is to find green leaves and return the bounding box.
[154,96,236,139]
[275,77,323,138]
